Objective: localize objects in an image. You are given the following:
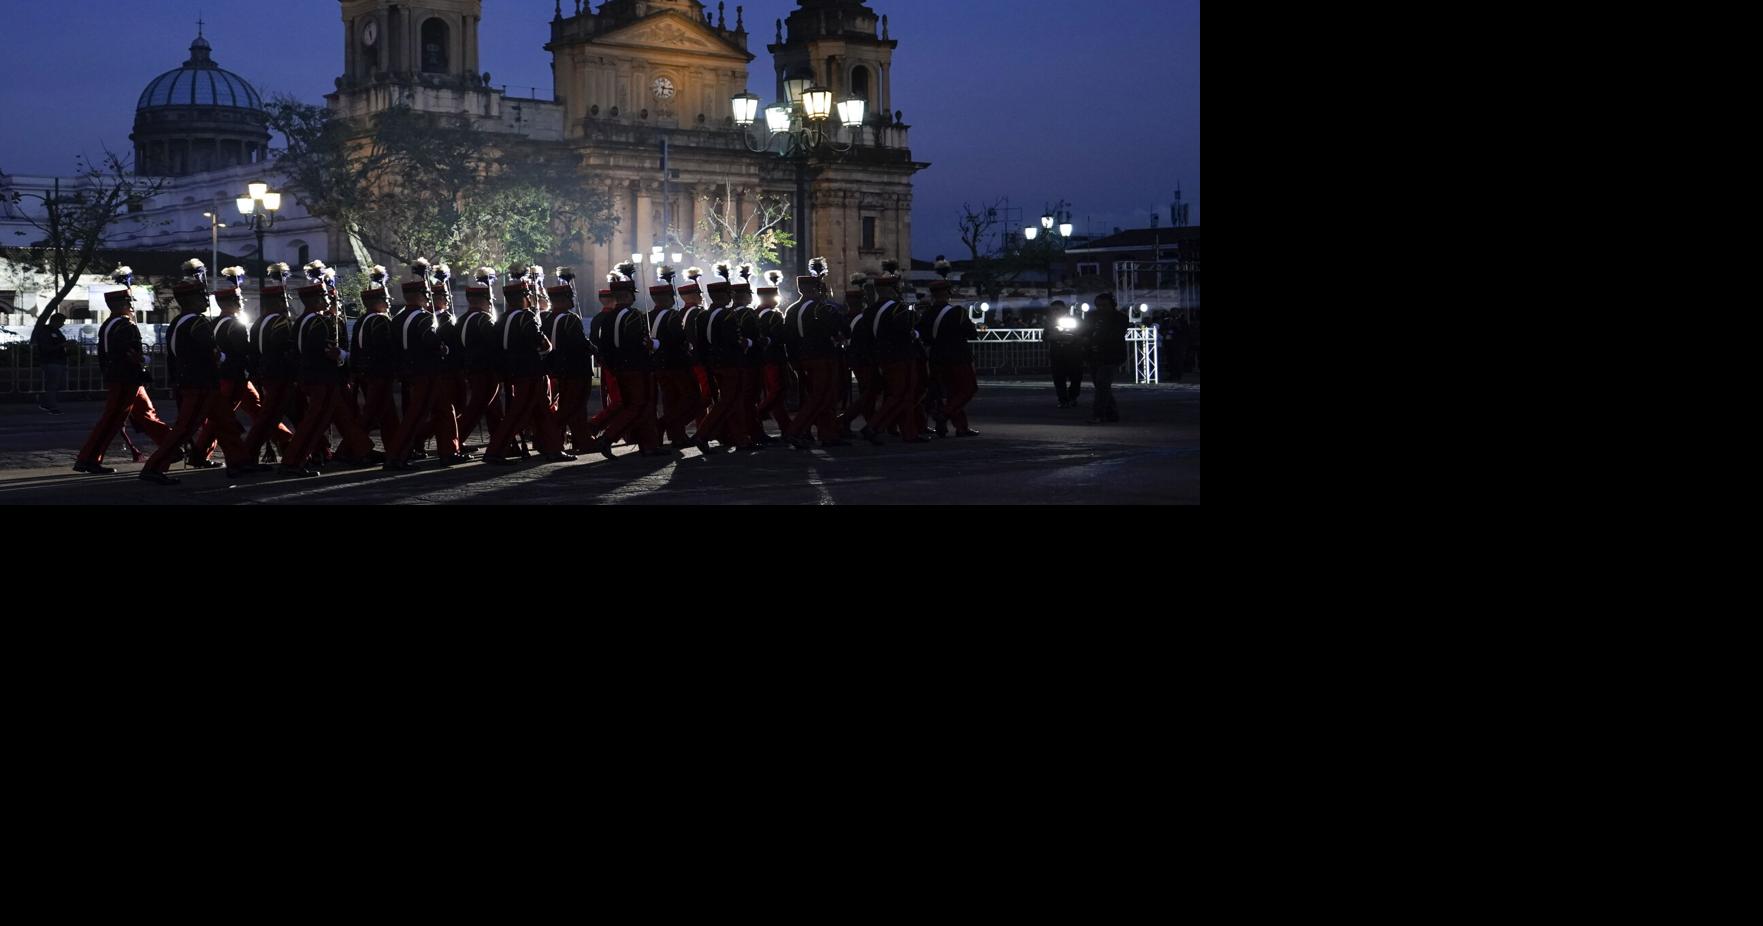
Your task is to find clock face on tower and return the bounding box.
[651,77,676,101]
[363,20,379,47]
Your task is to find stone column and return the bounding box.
[635,183,654,257]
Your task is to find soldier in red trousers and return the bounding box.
[139,259,263,484]
[348,265,401,452]
[678,267,714,430]
[837,273,884,438]
[74,266,174,474]
[189,265,287,467]
[650,266,698,451]
[279,261,376,477]
[454,267,503,450]
[484,265,571,465]
[239,262,299,464]
[923,278,981,438]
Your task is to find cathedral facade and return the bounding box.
[328,0,926,284]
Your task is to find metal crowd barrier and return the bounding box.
[1,335,170,399]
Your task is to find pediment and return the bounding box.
[593,12,754,61]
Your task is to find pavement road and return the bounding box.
[0,382,1199,505]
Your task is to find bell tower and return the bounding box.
[339,1,482,85]
[769,0,896,135]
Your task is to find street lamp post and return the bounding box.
[1023,200,1073,308]
[732,72,867,276]
[235,181,282,291]
[201,212,227,291]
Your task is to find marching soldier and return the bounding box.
[865,260,929,444]
[587,269,630,438]
[189,266,283,467]
[590,266,665,459]
[542,268,597,454]
[350,265,401,449]
[782,262,847,448]
[484,264,571,464]
[384,262,450,469]
[427,264,464,462]
[74,266,174,473]
[837,273,884,438]
[912,279,945,438]
[730,264,769,446]
[139,259,260,484]
[650,265,698,451]
[678,267,714,432]
[281,261,375,476]
[455,267,503,449]
[754,269,794,439]
[924,277,981,437]
[240,262,301,463]
[693,262,753,454]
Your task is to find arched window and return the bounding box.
[291,240,310,267]
[851,66,872,105]
[421,19,450,74]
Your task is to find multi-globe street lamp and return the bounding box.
[234,180,282,290]
[1022,201,1073,308]
[731,69,868,275]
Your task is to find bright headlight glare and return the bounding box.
[1056,317,1078,332]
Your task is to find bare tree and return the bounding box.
[957,198,1008,299]
[674,180,795,269]
[2,150,166,325]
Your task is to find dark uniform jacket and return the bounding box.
[795,300,840,361]
[167,311,222,389]
[844,303,877,367]
[924,303,976,364]
[704,304,743,367]
[1087,307,1130,366]
[351,311,398,379]
[248,310,298,382]
[730,307,761,368]
[494,309,547,379]
[872,299,915,364]
[547,309,595,378]
[296,311,349,386]
[780,298,811,365]
[459,309,499,374]
[434,308,464,374]
[589,309,617,370]
[212,314,250,382]
[757,307,790,364]
[98,315,148,386]
[681,306,711,367]
[651,307,692,371]
[610,307,653,372]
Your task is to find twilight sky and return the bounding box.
[0,0,1200,260]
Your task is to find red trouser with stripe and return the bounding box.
[195,378,291,463]
[79,383,173,465]
[455,371,503,446]
[387,375,437,463]
[486,376,562,458]
[241,379,297,460]
[429,374,463,457]
[656,368,702,445]
[872,361,921,440]
[934,362,979,432]
[839,364,882,431]
[144,386,248,474]
[754,362,792,436]
[602,370,660,452]
[550,374,595,450]
[588,365,622,434]
[355,374,401,445]
[287,382,372,466]
[698,365,751,447]
[788,358,841,442]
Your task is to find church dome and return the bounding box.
[130,29,272,178]
[136,35,264,111]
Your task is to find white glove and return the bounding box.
[337,349,350,366]
[218,352,228,365]
[651,339,661,351]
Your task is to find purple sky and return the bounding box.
[0,0,1199,260]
